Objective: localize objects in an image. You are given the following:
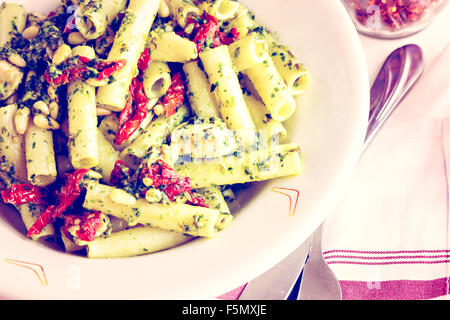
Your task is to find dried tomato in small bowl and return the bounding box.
[341,0,448,39]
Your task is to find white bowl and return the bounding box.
[0,0,369,299]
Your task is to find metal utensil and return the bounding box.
[238,44,424,301]
[238,235,312,300]
[298,44,424,300]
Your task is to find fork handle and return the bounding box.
[297,223,342,299]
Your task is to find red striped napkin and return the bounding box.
[322,43,450,300]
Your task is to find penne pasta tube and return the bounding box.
[95,129,119,184]
[0,2,27,47]
[199,45,256,147]
[165,0,201,28]
[75,0,128,40]
[98,106,155,153]
[96,0,160,112]
[24,122,57,187]
[143,61,171,100]
[119,104,189,167]
[228,32,269,72]
[147,30,198,63]
[243,94,287,142]
[60,226,85,252]
[67,77,99,169]
[195,185,233,231]
[198,0,239,21]
[0,104,28,185]
[87,226,193,258]
[19,204,55,241]
[245,57,296,122]
[267,35,312,96]
[225,4,255,39]
[182,60,220,119]
[83,182,221,237]
[174,145,302,188]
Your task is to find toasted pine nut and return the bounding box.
[14,107,30,135]
[33,100,50,115]
[52,44,72,65]
[49,101,59,119]
[96,107,112,116]
[22,25,40,40]
[46,47,54,59]
[68,32,87,45]
[8,53,27,68]
[153,104,164,116]
[33,114,60,130]
[145,188,162,203]
[158,0,170,18]
[47,85,57,101]
[143,177,153,187]
[110,189,137,206]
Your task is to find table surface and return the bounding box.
[237,3,450,300]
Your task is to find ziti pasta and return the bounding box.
[0,0,310,258]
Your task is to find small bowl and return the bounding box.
[341,0,449,39]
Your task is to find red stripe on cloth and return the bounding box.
[339,278,450,300]
[323,249,450,255]
[325,254,450,261]
[327,259,450,265]
[217,284,247,300]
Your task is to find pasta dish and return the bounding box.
[0,0,310,258]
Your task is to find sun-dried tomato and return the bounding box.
[63,211,103,242]
[160,72,185,117]
[115,50,151,145]
[185,12,240,53]
[110,160,133,187]
[27,169,89,237]
[1,183,47,205]
[44,56,126,87]
[141,159,208,207]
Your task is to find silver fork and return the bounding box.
[298,44,424,300]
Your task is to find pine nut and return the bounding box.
[96,107,112,116]
[8,53,27,68]
[46,47,54,59]
[33,114,60,130]
[153,104,164,116]
[110,189,137,206]
[33,100,50,115]
[68,32,87,45]
[22,25,40,40]
[14,107,30,135]
[52,44,72,65]
[49,101,59,119]
[142,177,153,187]
[158,0,170,18]
[145,188,162,203]
[47,85,57,101]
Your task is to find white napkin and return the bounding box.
[322,42,450,300]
